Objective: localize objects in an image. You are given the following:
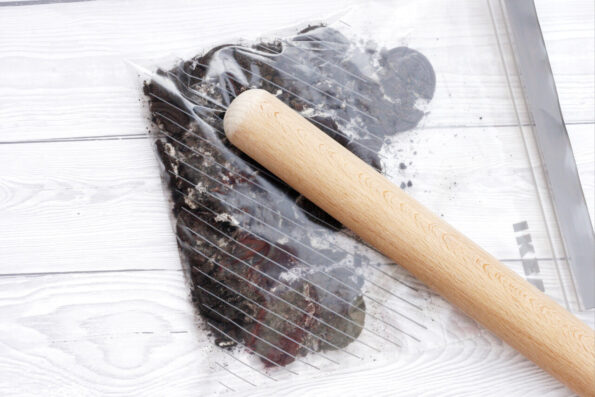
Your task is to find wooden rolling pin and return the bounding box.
[223,89,595,396]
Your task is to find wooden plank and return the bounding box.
[0,0,591,142]
[0,125,577,274]
[0,138,181,273]
[0,269,591,397]
[0,270,227,396]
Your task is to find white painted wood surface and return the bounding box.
[0,0,593,396]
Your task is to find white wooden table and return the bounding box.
[0,1,593,396]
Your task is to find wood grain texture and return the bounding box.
[223,89,595,396]
[0,139,181,273]
[0,133,574,275]
[0,271,591,397]
[0,271,235,396]
[245,329,593,397]
[0,0,592,142]
[0,0,593,395]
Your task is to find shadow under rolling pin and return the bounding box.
[223,89,595,397]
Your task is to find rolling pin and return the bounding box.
[223,89,595,396]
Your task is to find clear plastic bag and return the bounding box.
[143,19,435,360]
[136,1,580,394]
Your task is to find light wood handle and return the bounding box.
[223,89,595,396]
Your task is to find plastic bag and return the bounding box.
[137,1,577,393]
[143,21,436,363]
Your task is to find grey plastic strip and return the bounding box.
[504,0,595,308]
